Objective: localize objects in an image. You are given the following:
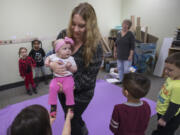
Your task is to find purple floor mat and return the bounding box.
[0,80,156,135]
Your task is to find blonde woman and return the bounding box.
[49,2,103,135]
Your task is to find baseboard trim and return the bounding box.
[0,75,52,91]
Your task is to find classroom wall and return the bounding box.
[121,0,180,51]
[0,0,122,86]
[82,0,122,36]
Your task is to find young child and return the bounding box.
[152,52,180,135]
[46,41,56,77]
[29,39,48,85]
[109,72,151,135]
[18,47,37,95]
[9,105,73,135]
[46,41,55,57]
[45,37,77,118]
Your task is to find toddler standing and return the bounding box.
[110,72,151,135]
[29,39,48,85]
[18,47,37,95]
[152,52,180,135]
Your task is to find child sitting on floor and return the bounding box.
[109,72,151,135]
[152,52,180,135]
[9,105,74,135]
[18,47,37,95]
[45,37,77,118]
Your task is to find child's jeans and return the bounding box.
[152,113,180,135]
[34,66,46,78]
[48,76,74,106]
[24,72,36,90]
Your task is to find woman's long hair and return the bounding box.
[67,2,101,67]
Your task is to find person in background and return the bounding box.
[46,41,56,57]
[46,41,56,77]
[9,104,73,135]
[18,47,37,95]
[50,2,103,135]
[110,72,151,135]
[29,39,48,85]
[114,19,135,84]
[46,29,67,58]
[152,52,180,135]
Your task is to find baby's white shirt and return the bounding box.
[49,54,76,77]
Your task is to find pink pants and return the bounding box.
[48,76,74,106]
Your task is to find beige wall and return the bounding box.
[3,0,179,86]
[121,0,180,51]
[0,0,122,85]
[83,0,122,36]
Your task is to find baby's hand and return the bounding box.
[158,118,166,127]
[66,62,72,69]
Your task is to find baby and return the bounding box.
[45,37,77,118]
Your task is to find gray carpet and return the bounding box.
[0,70,179,135]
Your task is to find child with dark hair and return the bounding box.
[18,47,37,95]
[109,72,151,135]
[10,105,52,135]
[9,105,73,135]
[29,39,48,85]
[152,52,180,135]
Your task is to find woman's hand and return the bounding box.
[113,46,117,59]
[114,52,117,59]
[50,61,67,76]
[57,82,63,93]
[128,55,133,61]
[128,50,134,61]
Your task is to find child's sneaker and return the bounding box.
[32,87,38,94]
[27,90,32,95]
